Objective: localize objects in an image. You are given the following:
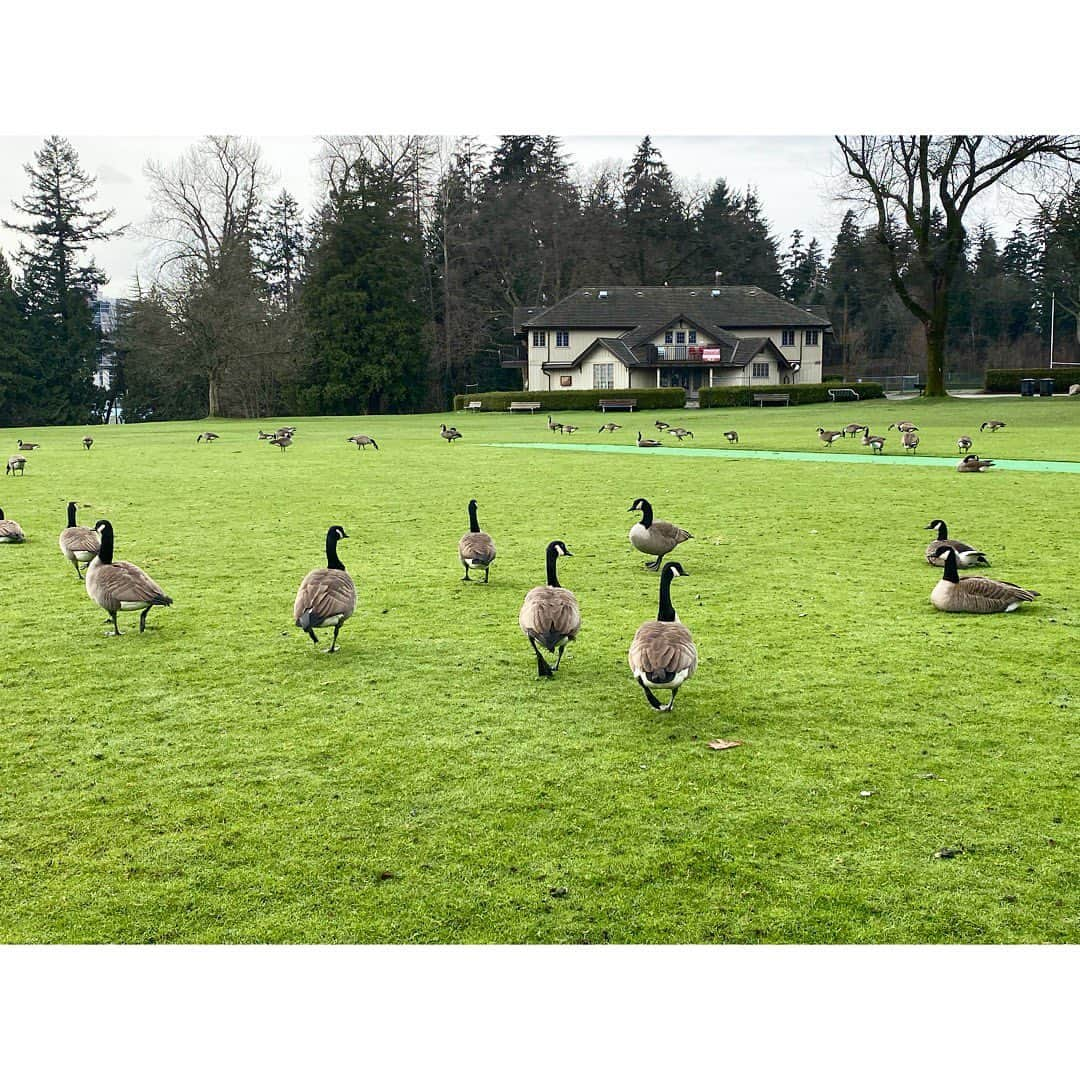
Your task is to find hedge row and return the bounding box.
[697,382,885,407]
[452,388,687,412]
[984,368,1079,393]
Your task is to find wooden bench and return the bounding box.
[598,398,637,412]
[465,400,483,412]
[827,387,859,401]
[507,401,542,413]
[753,393,790,406]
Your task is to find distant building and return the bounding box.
[91,296,123,421]
[508,285,832,400]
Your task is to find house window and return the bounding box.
[532,331,546,347]
[555,330,570,348]
[593,363,614,391]
[752,362,770,378]
[781,330,795,347]
[805,330,819,346]
[675,331,686,344]
[559,375,572,387]
[664,331,673,344]
[688,330,697,344]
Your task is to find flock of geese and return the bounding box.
[814,419,1005,468]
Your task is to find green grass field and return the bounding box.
[1,395,1078,943]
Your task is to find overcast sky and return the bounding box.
[0,134,1035,300]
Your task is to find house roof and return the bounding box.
[541,337,638,372]
[520,285,832,333]
[512,305,545,334]
[729,336,795,369]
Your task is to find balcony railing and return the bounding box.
[656,345,711,362]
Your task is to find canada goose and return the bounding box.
[59,501,101,578]
[888,422,918,432]
[923,520,989,568]
[257,430,275,440]
[861,431,886,454]
[347,434,379,450]
[628,562,697,712]
[518,540,580,678]
[85,520,173,635]
[636,431,662,448]
[1070,384,1080,396]
[196,432,219,443]
[654,420,670,431]
[440,424,462,443]
[957,454,996,473]
[980,420,1006,432]
[6,456,26,476]
[276,426,297,437]
[268,434,292,452]
[669,427,694,441]
[628,497,691,571]
[816,428,843,446]
[957,435,973,452]
[16,440,39,450]
[563,425,579,435]
[929,546,1038,614]
[598,422,622,433]
[459,499,496,582]
[547,415,563,433]
[293,525,356,652]
[901,431,920,454]
[723,430,739,443]
[842,423,867,438]
[0,507,25,543]
[82,436,93,450]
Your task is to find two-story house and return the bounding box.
[508,285,832,399]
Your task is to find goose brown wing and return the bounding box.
[519,586,581,642]
[293,568,357,625]
[629,621,698,677]
[92,560,172,609]
[459,531,496,564]
[653,520,692,546]
[958,575,1039,611]
[60,525,101,557]
[0,519,24,540]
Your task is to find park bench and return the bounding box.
[465,400,483,412]
[753,393,790,406]
[827,387,859,401]
[598,398,637,412]
[507,401,543,413]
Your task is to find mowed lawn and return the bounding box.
[1,395,1078,943]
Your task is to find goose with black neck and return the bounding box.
[628,562,698,712]
[293,525,357,652]
[85,519,173,635]
[518,540,581,678]
[628,497,691,572]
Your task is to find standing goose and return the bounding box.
[547,415,563,433]
[82,436,94,450]
[440,424,462,443]
[888,421,919,432]
[669,427,694,441]
[17,440,40,451]
[628,562,697,712]
[293,525,357,652]
[901,431,920,454]
[957,454,996,473]
[518,540,580,678]
[85,520,173,635]
[58,501,101,578]
[275,426,297,438]
[196,432,219,443]
[923,519,989,568]
[347,434,379,450]
[861,431,886,454]
[980,420,1006,432]
[458,499,496,582]
[723,430,739,444]
[816,427,843,446]
[842,423,867,438]
[0,508,25,543]
[6,456,27,476]
[268,434,292,452]
[957,435,973,452]
[654,420,670,431]
[929,546,1038,614]
[598,422,622,433]
[636,431,662,448]
[562,425,579,435]
[628,497,691,571]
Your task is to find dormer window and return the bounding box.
[664,331,673,344]
[688,330,697,344]
[675,331,686,344]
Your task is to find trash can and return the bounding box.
[1039,378,1055,397]
[1020,378,1036,397]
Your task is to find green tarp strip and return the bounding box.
[483,443,1080,473]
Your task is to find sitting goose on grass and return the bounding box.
[628,562,697,712]
[980,420,1006,432]
[85,519,173,635]
[58,501,100,578]
[628,497,691,571]
[17,440,39,451]
[0,508,25,543]
[929,546,1038,614]
[293,525,357,652]
[518,540,580,678]
[636,431,662,448]
[923,519,989,568]
[957,454,996,473]
[459,499,496,582]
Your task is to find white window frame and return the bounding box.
[555,330,570,348]
[781,329,795,347]
[593,362,615,391]
[532,330,546,347]
[805,329,819,346]
[752,362,770,378]
[688,330,697,344]
[664,331,673,344]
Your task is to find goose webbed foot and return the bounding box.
[637,678,665,711]
[461,566,471,581]
[483,566,490,583]
[325,625,341,653]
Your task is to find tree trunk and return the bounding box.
[924,321,947,397]
[208,373,221,417]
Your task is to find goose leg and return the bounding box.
[327,624,341,653]
[531,639,554,678]
[461,565,471,581]
[139,608,150,633]
[72,562,83,579]
[637,677,665,711]
[661,686,679,713]
[483,565,490,583]
[553,644,566,672]
[305,627,320,646]
[108,611,121,636]
[649,553,666,573]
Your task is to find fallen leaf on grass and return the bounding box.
[859,790,874,798]
[933,846,965,860]
[708,740,742,751]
